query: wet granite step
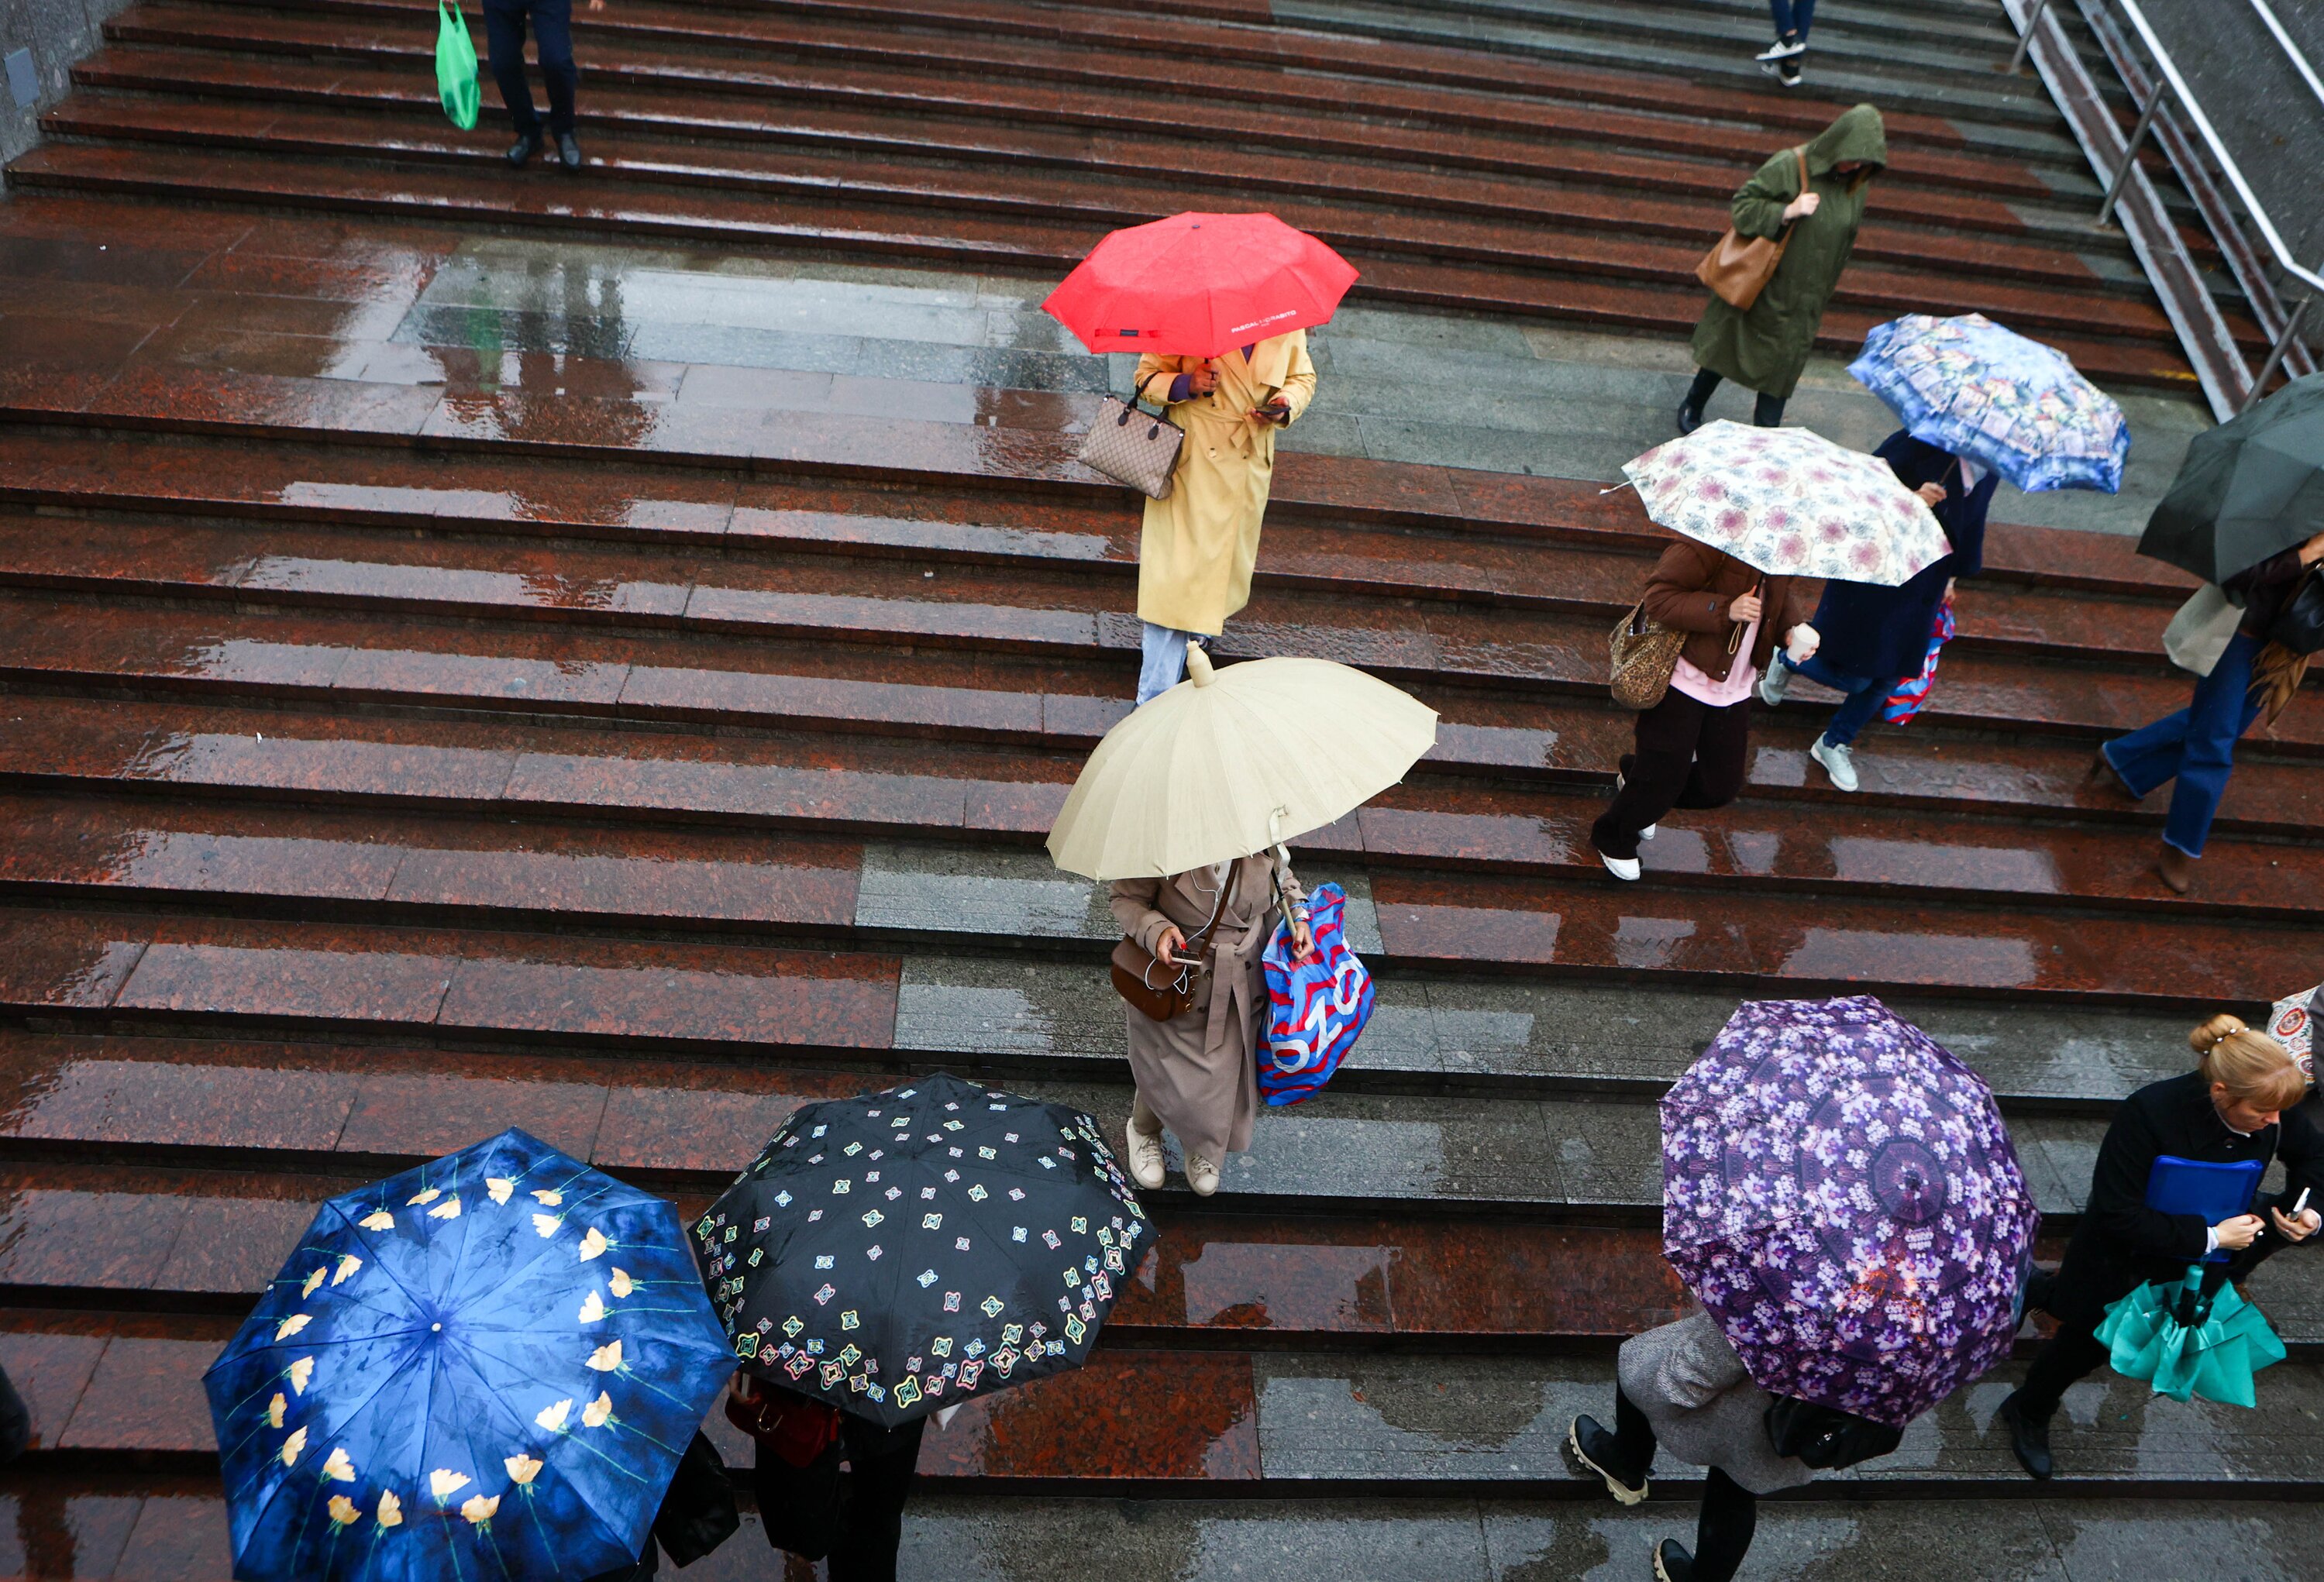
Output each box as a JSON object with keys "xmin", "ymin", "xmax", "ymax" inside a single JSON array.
[
  {"xmin": 0, "ymin": 1158, "xmax": 1693, "ymax": 1343},
  {"xmin": 0, "ymin": 492, "xmax": 2198, "ymax": 672},
  {"xmin": 51, "ymin": 61, "xmax": 2142, "ymax": 304},
  {"xmin": 140, "ymin": 0, "xmax": 2077, "ymax": 198},
  {"xmin": 9, "ymin": 1316, "xmax": 2323, "ymax": 1493},
  {"xmin": 4, "ymin": 555, "xmax": 2305, "ymax": 752},
  {"xmin": 6, "ymin": 675, "xmax": 2322, "ymax": 852},
  {"xmin": 0, "ymin": 827, "xmax": 2309, "ymax": 1016},
  {"xmin": 1, "ymin": 144, "xmax": 2209, "ymax": 393},
  {"xmin": 0, "ymin": 426, "xmax": 2200, "ymax": 602},
  {"xmin": 0, "ymin": 1006, "xmax": 2102, "ymax": 1221},
  {"xmin": 4, "ymin": 769, "xmax": 2322, "ymax": 957},
  {"xmin": 8, "ymin": 1481, "xmax": 2324, "ymax": 1580},
  {"xmin": 18, "ymin": 101, "xmax": 2194, "ymax": 369},
  {"xmin": 29, "ymin": 88, "xmax": 2219, "ymax": 363}
]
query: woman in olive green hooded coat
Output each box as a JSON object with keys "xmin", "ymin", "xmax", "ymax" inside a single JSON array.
[{"xmin": 1678, "ymin": 104, "xmax": 1888, "ymax": 432}]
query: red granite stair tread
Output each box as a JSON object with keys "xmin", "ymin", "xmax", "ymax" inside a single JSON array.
[
  {"xmin": 0, "ymin": 906, "xmax": 904, "ymax": 1044},
  {"xmin": 36, "ymin": 91, "xmax": 2191, "ymax": 353},
  {"xmin": 5, "ymin": 679, "xmax": 2322, "ymax": 839},
  {"xmin": 0, "ymin": 425, "xmax": 2195, "ymax": 603},
  {"xmin": 64, "ymin": 44, "xmax": 2110, "ymax": 292},
  {"xmin": 0, "ymin": 570, "xmax": 2272, "ymax": 748},
  {"xmin": 761, "ymin": 0, "xmax": 1983, "ymax": 150},
  {"xmin": 5, "ymin": 751, "xmax": 2321, "ymax": 933},
  {"xmin": 2, "ymin": 149, "xmax": 2210, "ymax": 392},
  {"xmin": 115, "ymin": 0, "xmax": 2053, "ymax": 201},
  {"xmin": 0, "ymin": 504, "xmax": 2191, "ymax": 671},
  {"xmin": 0, "ymin": 1149, "xmax": 1686, "ymax": 1338},
  {"xmin": 0, "ymin": 793, "xmax": 866, "ymax": 927},
  {"xmin": 0, "ymin": 1323, "xmax": 1262, "ymax": 1477}
]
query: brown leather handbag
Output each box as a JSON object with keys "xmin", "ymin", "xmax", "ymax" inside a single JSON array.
[
  {"xmin": 1609, "ymin": 599, "xmax": 1689, "ymax": 710},
  {"xmin": 1696, "ymin": 146, "xmax": 1811, "ymax": 311},
  {"xmin": 1110, "ymin": 867, "xmax": 1236, "ymax": 1022}
]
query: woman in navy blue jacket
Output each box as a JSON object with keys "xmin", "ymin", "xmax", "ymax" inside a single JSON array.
[{"xmin": 1758, "ymin": 430, "xmax": 1996, "ymax": 790}]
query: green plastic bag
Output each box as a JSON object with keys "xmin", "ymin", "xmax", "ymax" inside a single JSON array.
[{"xmin": 436, "ymin": 0, "xmax": 480, "ymax": 130}]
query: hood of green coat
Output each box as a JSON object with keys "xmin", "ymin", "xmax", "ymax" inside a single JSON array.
[{"xmin": 1804, "ymin": 104, "xmax": 1887, "ymax": 177}]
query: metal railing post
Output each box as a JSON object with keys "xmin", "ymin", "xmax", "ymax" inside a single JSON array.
[
  {"xmin": 2243, "ymin": 296, "xmax": 2313, "ymax": 411},
  {"xmin": 2096, "ymin": 82, "xmax": 2166, "ymax": 225},
  {"xmin": 2008, "ymin": 0, "xmax": 2054, "ymax": 74}
]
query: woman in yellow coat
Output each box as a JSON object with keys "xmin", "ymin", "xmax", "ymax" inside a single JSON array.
[{"xmin": 1129, "ymin": 332, "xmax": 1318, "ymax": 702}]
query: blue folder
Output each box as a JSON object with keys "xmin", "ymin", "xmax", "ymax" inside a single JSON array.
[{"xmin": 2147, "ymin": 1154, "xmax": 2266, "ymax": 1262}]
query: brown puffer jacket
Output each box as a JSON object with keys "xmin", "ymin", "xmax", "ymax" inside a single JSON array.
[{"xmin": 1641, "ymin": 538, "xmax": 1820, "ymax": 684}]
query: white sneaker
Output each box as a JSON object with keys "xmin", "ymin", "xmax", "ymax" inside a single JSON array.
[
  {"xmin": 1613, "ymin": 772, "xmax": 1655, "ymax": 841},
  {"xmin": 1186, "ymin": 1151, "xmax": 1221, "ymax": 1196},
  {"xmin": 1124, "ymin": 1113, "xmax": 1165, "ymax": 1191},
  {"xmin": 1599, "ymin": 851, "xmax": 1642, "ymax": 882},
  {"xmin": 1755, "ymin": 36, "xmax": 1806, "ymax": 61},
  {"xmin": 1758, "ymin": 654, "xmax": 1791, "ymax": 707},
  {"xmin": 1811, "ymin": 737, "xmax": 1859, "ymax": 793}
]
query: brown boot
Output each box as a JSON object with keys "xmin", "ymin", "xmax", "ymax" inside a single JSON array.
[{"xmin": 2157, "ymin": 842, "xmax": 2195, "ymax": 894}]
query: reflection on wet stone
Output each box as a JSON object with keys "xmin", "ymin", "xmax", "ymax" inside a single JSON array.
[{"xmin": 855, "ymin": 842, "xmax": 1112, "ymax": 937}]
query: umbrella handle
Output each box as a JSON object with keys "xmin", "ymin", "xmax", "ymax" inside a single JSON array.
[{"xmin": 1727, "ymin": 578, "xmax": 1765, "ymax": 657}]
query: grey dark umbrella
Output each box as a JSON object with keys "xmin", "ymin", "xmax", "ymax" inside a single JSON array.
[{"xmin": 2139, "ymin": 373, "xmax": 2324, "ymax": 585}]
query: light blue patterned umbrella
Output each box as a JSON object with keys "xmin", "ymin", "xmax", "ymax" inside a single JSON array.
[
  {"xmin": 204, "ymin": 1128, "xmax": 733, "ymax": 1581},
  {"xmin": 1850, "ymin": 313, "xmax": 2128, "ymax": 494}
]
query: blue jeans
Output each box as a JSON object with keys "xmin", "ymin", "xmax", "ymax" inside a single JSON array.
[
  {"xmin": 1769, "ymin": 0, "xmax": 1816, "ymax": 39},
  {"xmin": 1782, "ymin": 652, "xmax": 1894, "ymax": 748},
  {"xmin": 1137, "ymin": 623, "xmax": 1200, "ymax": 705},
  {"xmin": 2103, "ymin": 631, "xmax": 2262, "ymax": 859},
  {"xmin": 484, "ymin": 0, "xmax": 577, "ymax": 136}
]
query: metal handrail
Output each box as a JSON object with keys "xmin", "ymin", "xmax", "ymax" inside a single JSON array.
[{"xmin": 2008, "ymin": 0, "xmax": 2322, "ymax": 410}]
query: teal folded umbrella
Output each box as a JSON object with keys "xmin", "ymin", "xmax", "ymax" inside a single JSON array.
[{"xmin": 2096, "ymin": 1264, "xmax": 2287, "ymax": 1407}]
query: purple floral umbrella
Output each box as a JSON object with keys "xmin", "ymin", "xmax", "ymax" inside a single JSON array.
[{"xmin": 1661, "ymin": 996, "xmax": 2039, "ymax": 1428}]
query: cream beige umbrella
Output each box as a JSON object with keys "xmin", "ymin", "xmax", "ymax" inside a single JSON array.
[{"xmin": 1047, "ymin": 646, "xmax": 1438, "ymax": 881}]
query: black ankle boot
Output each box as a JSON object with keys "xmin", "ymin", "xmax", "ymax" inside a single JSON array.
[
  {"xmin": 1653, "ymin": 1539, "xmax": 1696, "ymax": 1582},
  {"xmin": 1675, "ymin": 398, "xmax": 1703, "ymax": 436},
  {"xmin": 1566, "ymin": 1415, "xmax": 1648, "ymax": 1504},
  {"xmin": 1997, "ymin": 1391, "xmax": 2054, "ymax": 1480}
]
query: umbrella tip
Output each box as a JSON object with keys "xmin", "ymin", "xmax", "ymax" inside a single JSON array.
[{"xmin": 1186, "ymin": 645, "xmax": 1217, "ymax": 686}]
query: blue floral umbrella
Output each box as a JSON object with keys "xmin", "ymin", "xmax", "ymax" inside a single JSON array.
[
  {"xmin": 1850, "ymin": 312, "xmax": 2128, "ymax": 494},
  {"xmin": 205, "ymin": 1129, "xmax": 733, "ymax": 1582}
]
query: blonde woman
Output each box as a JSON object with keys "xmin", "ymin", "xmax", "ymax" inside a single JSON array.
[{"xmin": 1999, "ymin": 1014, "xmax": 2323, "ymax": 1479}]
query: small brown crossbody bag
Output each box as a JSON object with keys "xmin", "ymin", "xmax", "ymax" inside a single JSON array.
[{"xmin": 1110, "ymin": 867, "xmax": 1236, "ymax": 1023}]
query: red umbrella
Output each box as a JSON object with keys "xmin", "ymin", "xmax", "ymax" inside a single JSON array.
[{"xmin": 1042, "ymin": 212, "xmax": 1358, "ymax": 358}]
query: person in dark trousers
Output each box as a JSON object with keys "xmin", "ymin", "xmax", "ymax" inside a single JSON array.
[
  {"xmin": 581, "ymin": 1431, "xmax": 739, "ymax": 1580},
  {"xmin": 1591, "ymin": 538, "xmax": 1819, "ymax": 880},
  {"xmin": 1679, "ymin": 105, "xmax": 1886, "ymax": 433},
  {"xmin": 1568, "ymin": 1310, "xmax": 1903, "ymax": 1582},
  {"xmin": 2094, "ymin": 530, "xmax": 2324, "ymax": 892},
  {"xmin": 1998, "ymin": 1014, "xmax": 2323, "ymax": 1480},
  {"xmin": 1754, "ymin": 2, "xmax": 1815, "ymax": 86},
  {"xmin": 732, "ymin": 1374, "xmax": 926, "ymax": 1582},
  {"xmin": 1758, "ymin": 430, "xmax": 1995, "ymax": 791},
  {"xmin": 483, "ymin": 0, "xmax": 602, "ymax": 170}
]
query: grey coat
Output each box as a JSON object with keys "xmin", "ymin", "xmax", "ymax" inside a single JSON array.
[{"xmin": 1616, "ymin": 1312, "xmax": 1813, "ymax": 1495}]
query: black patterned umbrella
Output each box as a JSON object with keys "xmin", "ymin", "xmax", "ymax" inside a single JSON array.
[{"xmin": 692, "ymin": 1073, "xmax": 1147, "ymax": 1427}]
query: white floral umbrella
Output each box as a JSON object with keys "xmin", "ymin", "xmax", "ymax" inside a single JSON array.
[
  {"xmin": 1621, "ymin": 421, "xmax": 1950, "ymax": 586},
  {"xmin": 2267, "ymin": 985, "xmax": 2317, "ymax": 1085}
]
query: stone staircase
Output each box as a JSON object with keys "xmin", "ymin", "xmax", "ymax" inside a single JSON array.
[{"xmin": 3, "ymin": 0, "xmax": 2324, "ymax": 1575}]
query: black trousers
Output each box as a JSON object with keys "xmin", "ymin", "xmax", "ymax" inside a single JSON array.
[
  {"xmin": 1686, "ymin": 367, "xmax": 1787, "ymax": 428},
  {"xmin": 1610, "ymin": 1387, "xmax": 1759, "ymax": 1582},
  {"xmin": 1592, "ymin": 687, "xmax": 1754, "ymax": 860},
  {"xmin": 483, "ymin": 0, "xmax": 578, "ymax": 136},
  {"xmin": 756, "ymin": 1416, "xmax": 924, "ymax": 1582}
]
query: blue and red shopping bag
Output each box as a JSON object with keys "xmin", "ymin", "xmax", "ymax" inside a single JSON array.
[
  {"xmin": 1257, "ymin": 882, "xmax": 1374, "ymax": 1106},
  {"xmin": 1880, "ymin": 593, "xmax": 1955, "ymax": 724}
]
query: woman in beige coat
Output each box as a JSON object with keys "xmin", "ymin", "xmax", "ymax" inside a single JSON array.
[
  {"xmin": 1129, "ymin": 332, "xmax": 1318, "ymax": 703},
  {"xmin": 1109, "ymin": 851, "xmax": 1311, "ymax": 1195}
]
